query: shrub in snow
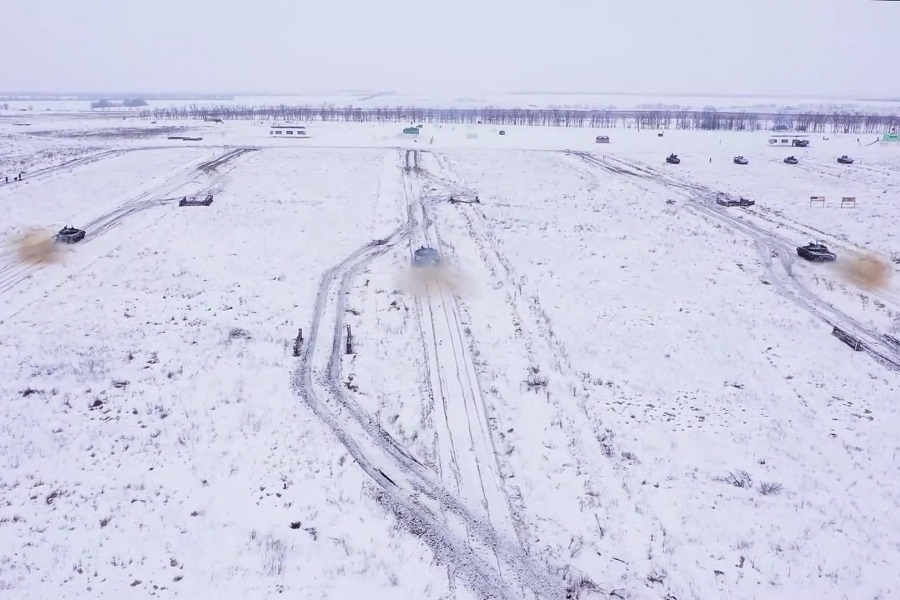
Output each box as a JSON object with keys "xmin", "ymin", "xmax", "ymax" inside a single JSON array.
[
  {"xmin": 717, "ymin": 470, "xmax": 753, "ymax": 489},
  {"xmin": 228, "ymin": 327, "xmax": 252, "ymax": 341},
  {"xmin": 524, "ymin": 366, "xmax": 548, "ymax": 391},
  {"xmin": 758, "ymin": 481, "xmax": 783, "ymax": 496}
]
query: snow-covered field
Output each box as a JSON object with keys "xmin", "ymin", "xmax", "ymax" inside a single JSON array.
[{"xmin": 2, "ymin": 115, "xmax": 899, "ymax": 600}]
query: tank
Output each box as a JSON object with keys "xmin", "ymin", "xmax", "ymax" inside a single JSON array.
[
  {"xmin": 716, "ymin": 193, "xmax": 755, "ymax": 207},
  {"xmin": 412, "ymin": 246, "xmax": 441, "ymax": 267},
  {"xmin": 796, "ymin": 242, "xmax": 837, "ymax": 262},
  {"xmin": 55, "ymin": 225, "xmax": 85, "ymax": 244},
  {"xmin": 837, "ymin": 155, "xmax": 854, "ymax": 164},
  {"xmin": 179, "ymin": 194, "xmax": 213, "ymax": 206},
  {"xmin": 784, "ymin": 156, "xmax": 799, "ymax": 164},
  {"xmin": 666, "ymin": 153, "xmax": 680, "ymax": 164},
  {"xmin": 733, "ymin": 155, "xmax": 749, "ymax": 165}
]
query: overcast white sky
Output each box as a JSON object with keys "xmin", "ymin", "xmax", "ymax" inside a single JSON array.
[{"xmin": 1, "ymin": 0, "xmax": 896, "ymax": 98}]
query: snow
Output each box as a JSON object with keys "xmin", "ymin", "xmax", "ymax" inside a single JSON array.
[{"xmin": 1, "ymin": 113, "xmax": 899, "ymax": 599}]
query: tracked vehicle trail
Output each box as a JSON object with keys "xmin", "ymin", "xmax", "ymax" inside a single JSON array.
[
  {"xmin": 291, "ymin": 150, "xmax": 579, "ymax": 599},
  {"xmin": 573, "ymin": 151, "xmax": 900, "ymax": 371},
  {"xmin": 0, "ymin": 147, "xmax": 255, "ymax": 295}
]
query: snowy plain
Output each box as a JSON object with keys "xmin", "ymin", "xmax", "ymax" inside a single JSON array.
[{"xmin": 1, "ymin": 112, "xmax": 899, "ymax": 600}]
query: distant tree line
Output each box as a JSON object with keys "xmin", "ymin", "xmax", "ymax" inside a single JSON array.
[
  {"xmin": 139, "ymin": 104, "xmax": 900, "ymax": 133},
  {"xmin": 92, "ymin": 98, "xmax": 148, "ymax": 109}
]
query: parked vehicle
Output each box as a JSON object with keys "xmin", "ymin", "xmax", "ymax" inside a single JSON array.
[
  {"xmin": 733, "ymin": 155, "xmax": 749, "ymax": 165},
  {"xmin": 784, "ymin": 156, "xmax": 799, "ymax": 164},
  {"xmin": 179, "ymin": 194, "xmax": 213, "ymax": 206},
  {"xmin": 716, "ymin": 193, "xmax": 755, "ymax": 207},
  {"xmin": 837, "ymin": 155, "xmax": 854, "ymax": 164},
  {"xmin": 796, "ymin": 242, "xmax": 837, "ymax": 262},
  {"xmin": 792, "ymin": 139, "xmax": 810, "ymax": 147},
  {"xmin": 666, "ymin": 153, "xmax": 680, "ymax": 164}
]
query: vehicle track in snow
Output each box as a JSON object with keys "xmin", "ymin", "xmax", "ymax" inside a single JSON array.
[
  {"xmin": 0, "ymin": 147, "xmax": 255, "ymax": 295},
  {"xmin": 403, "ymin": 151, "xmax": 525, "ymax": 595},
  {"xmin": 0, "ymin": 145, "xmax": 249, "ymax": 190},
  {"xmin": 573, "ymin": 151, "xmax": 900, "ymax": 372},
  {"xmin": 291, "ymin": 150, "xmax": 583, "ymax": 600},
  {"xmin": 0, "ymin": 148, "xmax": 128, "ymax": 189}
]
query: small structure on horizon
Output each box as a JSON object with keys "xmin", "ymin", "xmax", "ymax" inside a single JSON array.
[
  {"xmin": 270, "ymin": 124, "xmax": 307, "ymax": 137},
  {"xmin": 595, "ymin": 135, "xmax": 610, "ymax": 143},
  {"xmin": 402, "ymin": 126, "xmax": 420, "ymax": 136},
  {"xmin": 768, "ymin": 133, "xmax": 809, "ymax": 147}
]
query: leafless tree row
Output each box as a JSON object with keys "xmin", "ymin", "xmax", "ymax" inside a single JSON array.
[{"xmin": 138, "ymin": 104, "xmax": 900, "ymax": 133}]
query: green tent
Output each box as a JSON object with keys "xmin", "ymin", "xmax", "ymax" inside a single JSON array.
[
  {"xmin": 883, "ymin": 132, "xmax": 899, "ymax": 142},
  {"xmin": 403, "ymin": 127, "xmax": 420, "ymax": 135}
]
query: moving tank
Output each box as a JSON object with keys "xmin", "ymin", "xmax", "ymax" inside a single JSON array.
[
  {"xmin": 55, "ymin": 225, "xmax": 85, "ymax": 244},
  {"xmin": 412, "ymin": 247, "xmax": 441, "ymax": 267},
  {"xmin": 837, "ymin": 155, "xmax": 854, "ymax": 165},
  {"xmin": 796, "ymin": 242, "xmax": 837, "ymax": 262},
  {"xmin": 666, "ymin": 153, "xmax": 680, "ymax": 164},
  {"xmin": 784, "ymin": 156, "xmax": 799, "ymax": 164},
  {"xmin": 733, "ymin": 155, "xmax": 749, "ymax": 165}
]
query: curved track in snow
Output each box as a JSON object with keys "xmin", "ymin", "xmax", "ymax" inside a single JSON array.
[
  {"xmin": 402, "ymin": 152, "xmax": 522, "ymax": 594},
  {"xmin": 0, "ymin": 147, "xmax": 255, "ymax": 295},
  {"xmin": 291, "ymin": 150, "xmax": 582, "ymax": 600},
  {"xmin": 573, "ymin": 151, "xmax": 900, "ymax": 372}
]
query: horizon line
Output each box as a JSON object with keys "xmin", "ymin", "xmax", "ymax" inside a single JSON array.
[{"xmin": 0, "ymin": 90, "xmax": 898, "ymax": 103}]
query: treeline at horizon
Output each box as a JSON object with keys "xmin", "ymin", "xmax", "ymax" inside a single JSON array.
[{"xmin": 138, "ymin": 104, "xmax": 900, "ymax": 133}]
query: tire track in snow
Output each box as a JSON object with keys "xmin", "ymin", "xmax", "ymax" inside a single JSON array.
[
  {"xmin": 0, "ymin": 147, "xmax": 255, "ymax": 295},
  {"xmin": 0, "ymin": 148, "xmax": 128, "ymax": 189},
  {"xmin": 402, "ymin": 152, "xmax": 523, "ymax": 593},
  {"xmin": 292, "ymin": 151, "xmax": 582, "ymax": 599},
  {"xmin": 574, "ymin": 151, "xmax": 900, "ymax": 372}
]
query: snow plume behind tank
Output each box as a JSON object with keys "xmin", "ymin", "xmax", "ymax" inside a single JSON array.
[{"xmin": 396, "ymin": 262, "xmax": 474, "ymax": 298}]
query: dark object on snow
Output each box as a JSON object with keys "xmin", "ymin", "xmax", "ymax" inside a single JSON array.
[
  {"xmin": 832, "ymin": 326, "xmax": 863, "ymax": 351},
  {"xmin": 716, "ymin": 193, "xmax": 755, "ymax": 207},
  {"xmin": 837, "ymin": 155, "xmax": 854, "ymax": 164},
  {"xmin": 784, "ymin": 156, "xmax": 799, "ymax": 164},
  {"xmin": 412, "ymin": 246, "xmax": 441, "ymax": 267},
  {"xmin": 499, "ymin": 130, "xmax": 506, "ymax": 135},
  {"xmin": 666, "ymin": 153, "xmax": 680, "ymax": 164},
  {"xmin": 733, "ymin": 155, "xmax": 749, "ymax": 165},
  {"xmin": 180, "ymin": 194, "xmax": 213, "ymax": 206},
  {"xmin": 55, "ymin": 225, "xmax": 85, "ymax": 244},
  {"xmin": 449, "ymin": 195, "xmax": 481, "ymax": 205},
  {"xmin": 292, "ymin": 328, "xmax": 304, "ymax": 357},
  {"xmin": 796, "ymin": 242, "xmax": 837, "ymax": 262},
  {"xmin": 792, "ymin": 139, "xmax": 810, "ymax": 147},
  {"xmin": 657, "ymin": 132, "xmax": 664, "ymax": 137}
]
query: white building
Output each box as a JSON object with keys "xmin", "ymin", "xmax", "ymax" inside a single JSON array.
[
  {"xmin": 270, "ymin": 124, "xmax": 307, "ymax": 137},
  {"xmin": 767, "ymin": 133, "xmax": 809, "ymax": 147}
]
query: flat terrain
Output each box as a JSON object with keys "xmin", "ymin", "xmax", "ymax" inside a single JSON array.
[{"xmin": 1, "ymin": 116, "xmax": 899, "ymax": 599}]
